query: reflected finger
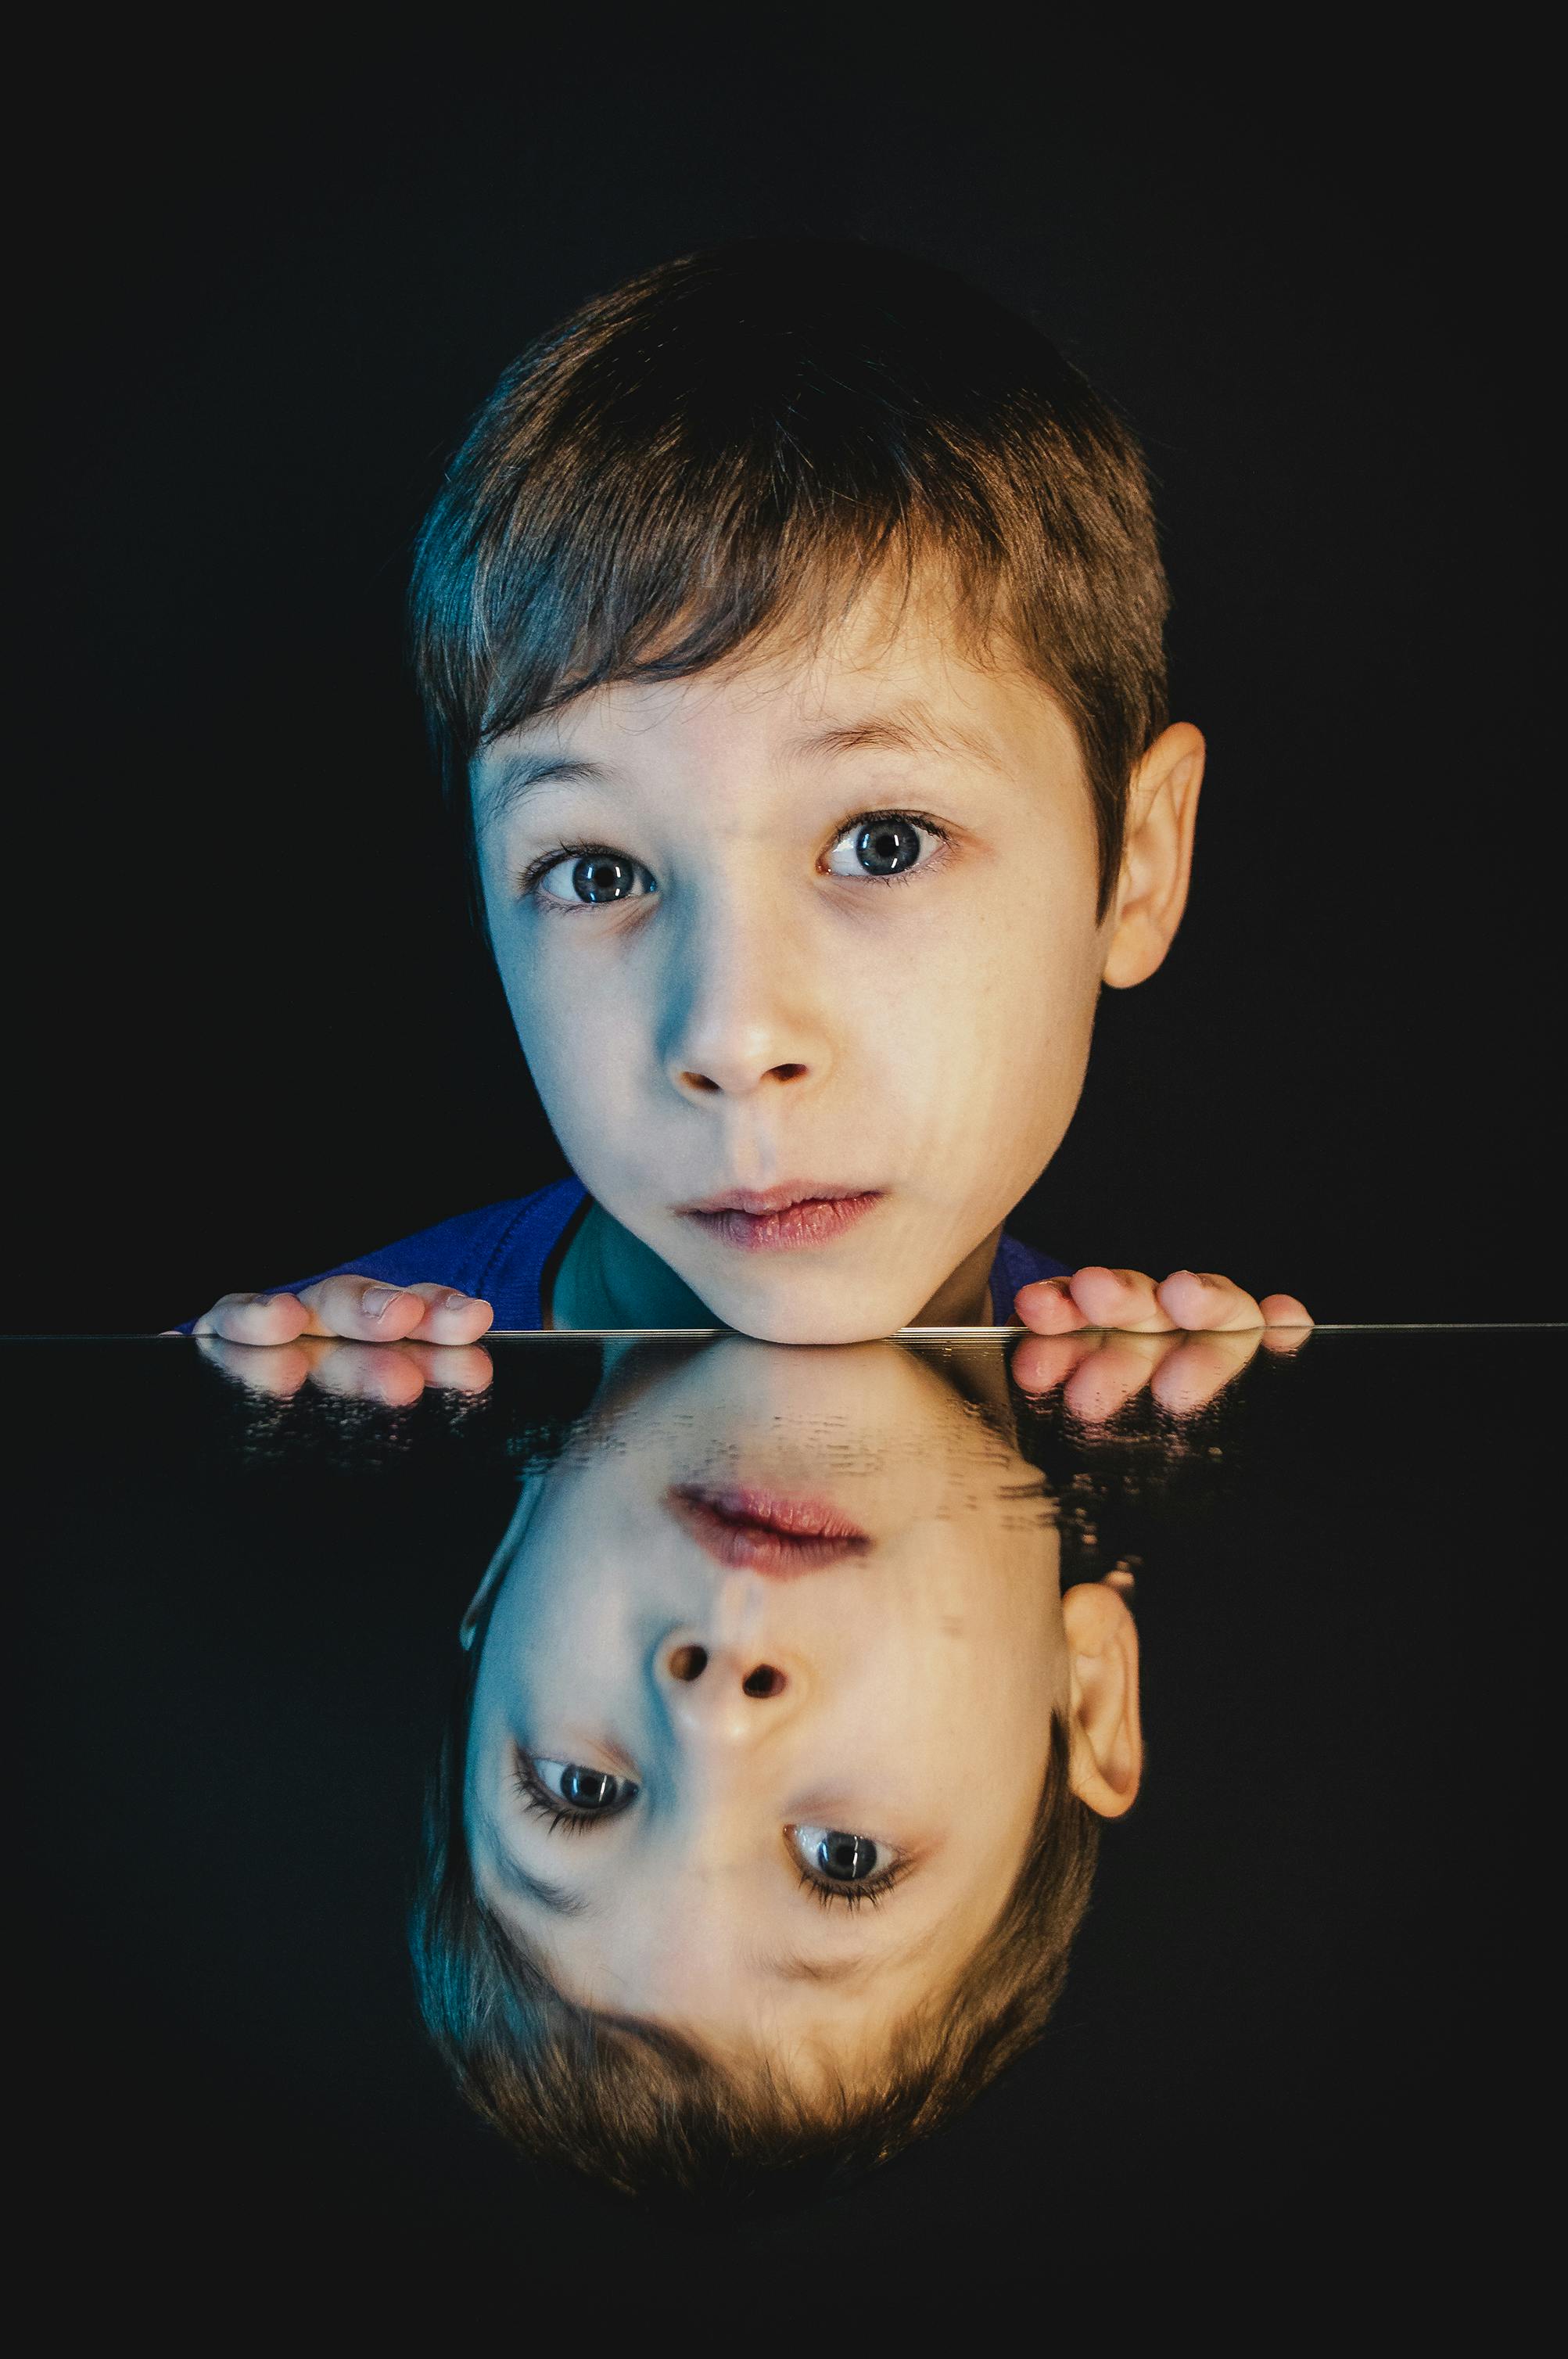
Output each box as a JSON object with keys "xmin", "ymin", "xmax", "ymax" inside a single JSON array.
[
  {"xmin": 1009, "ymin": 1329, "xmax": 1106, "ymax": 1395},
  {"xmin": 307, "ymin": 1341, "xmax": 429, "ymax": 1406},
  {"xmin": 397, "ymin": 1340, "xmax": 495, "ymax": 1395},
  {"xmin": 1148, "ymin": 1329, "xmax": 1261, "ymax": 1416},
  {"xmin": 1062, "ymin": 1332, "xmax": 1178, "ymax": 1424},
  {"xmin": 194, "ymin": 1336, "xmax": 315, "ymax": 1398}
]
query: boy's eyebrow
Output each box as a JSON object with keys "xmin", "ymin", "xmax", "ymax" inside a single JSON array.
[
  {"xmin": 782, "ymin": 702, "xmax": 1009, "ymax": 775},
  {"xmin": 763, "ymin": 1942, "xmax": 911, "ymax": 1986},
  {"xmin": 489, "ymin": 1846, "xmax": 594, "ymax": 1918},
  {"xmin": 474, "ymin": 749, "xmax": 611, "ymax": 831},
  {"xmin": 475, "ymin": 698, "xmax": 1010, "ymax": 830}
]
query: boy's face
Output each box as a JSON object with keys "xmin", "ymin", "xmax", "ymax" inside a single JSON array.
[
  {"xmin": 472, "ymin": 574, "xmax": 1112, "ymax": 1341},
  {"xmin": 464, "ymin": 1337, "xmax": 1066, "ymax": 2086}
]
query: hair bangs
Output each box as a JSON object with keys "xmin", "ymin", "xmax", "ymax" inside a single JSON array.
[{"xmin": 411, "ymin": 239, "xmax": 1170, "ymax": 934}]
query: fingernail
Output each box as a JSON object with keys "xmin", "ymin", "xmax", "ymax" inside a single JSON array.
[
  {"xmin": 444, "ymin": 1291, "xmax": 471, "ymax": 1312},
  {"xmin": 363, "ymin": 1286, "xmax": 404, "ymax": 1320}
]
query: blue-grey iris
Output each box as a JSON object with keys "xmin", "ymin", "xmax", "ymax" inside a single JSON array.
[
  {"xmin": 816, "ymin": 1830, "xmax": 877, "ymax": 1880},
  {"xmin": 855, "ymin": 819, "xmax": 921, "ymax": 874},
  {"xmin": 572, "ymin": 854, "xmax": 641, "ymax": 903}
]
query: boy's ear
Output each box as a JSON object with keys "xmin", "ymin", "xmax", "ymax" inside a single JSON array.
[
  {"xmin": 460, "ymin": 1470, "xmax": 547, "ymax": 1649},
  {"xmin": 1063, "ymin": 1579, "xmax": 1143, "ymax": 1818},
  {"xmin": 1101, "ymin": 721, "xmax": 1205, "ymax": 990}
]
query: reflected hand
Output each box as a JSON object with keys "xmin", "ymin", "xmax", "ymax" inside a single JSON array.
[
  {"xmin": 1010, "ymin": 1266, "xmax": 1312, "ymax": 1420},
  {"xmin": 188, "ymin": 1329, "xmax": 495, "ymax": 1405}
]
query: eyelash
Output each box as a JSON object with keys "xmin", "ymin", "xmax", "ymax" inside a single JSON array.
[
  {"xmin": 793, "ymin": 1856, "xmax": 910, "ymax": 1912},
  {"xmin": 511, "ymin": 1753, "xmax": 617, "ymax": 1838},
  {"xmin": 515, "ymin": 810, "xmax": 953, "ymax": 910},
  {"xmin": 513, "ymin": 1754, "xmax": 906, "ymax": 1905}
]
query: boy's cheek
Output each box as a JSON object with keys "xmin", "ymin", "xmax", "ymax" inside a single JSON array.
[{"xmin": 509, "ymin": 925, "xmax": 1096, "ymax": 1238}]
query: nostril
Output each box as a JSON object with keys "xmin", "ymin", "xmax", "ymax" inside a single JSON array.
[
  {"xmin": 742, "ymin": 1664, "xmax": 786, "ymax": 1699},
  {"xmin": 669, "ymin": 1643, "xmax": 708, "ymax": 1682}
]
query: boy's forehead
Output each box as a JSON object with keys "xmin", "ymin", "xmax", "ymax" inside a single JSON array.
[{"xmin": 472, "ymin": 588, "xmax": 1075, "ymax": 810}]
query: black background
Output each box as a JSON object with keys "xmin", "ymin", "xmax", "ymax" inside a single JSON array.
[{"xmin": 14, "ymin": 28, "xmax": 1556, "ymax": 1333}]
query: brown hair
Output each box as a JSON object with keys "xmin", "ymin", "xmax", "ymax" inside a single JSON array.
[
  {"xmin": 409, "ymin": 1641, "xmax": 1098, "ymax": 2206},
  {"xmin": 409, "ymin": 236, "xmax": 1170, "ymax": 943}
]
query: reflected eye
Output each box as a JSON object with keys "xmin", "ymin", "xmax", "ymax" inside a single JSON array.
[
  {"xmin": 516, "ymin": 1752, "xmax": 640, "ymax": 1831},
  {"xmin": 824, "ymin": 812, "xmax": 945, "ymax": 881},
  {"xmin": 789, "ymin": 1822, "xmax": 906, "ymax": 1908},
  {"xmin": 530, "ymin": 849, "xmax": 656, "ymax": 907}
]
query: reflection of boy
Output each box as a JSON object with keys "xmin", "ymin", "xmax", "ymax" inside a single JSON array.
[
  {"xmin": 178, "ymin": 239, "xmax": 1309, "ymax": 1347},
  {"xmin": 412, "ymin": 1334, "xmax": 1141, "ymax": 2196}
]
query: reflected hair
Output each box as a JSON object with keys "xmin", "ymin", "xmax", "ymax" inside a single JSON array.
[
  {"xmin": 409, "ymin": 235, "xmax": 1170, "ymax": 943},
  {"xmin": 409, "ymin": 1629, "xmax": 1097, "ymax": 2206}
]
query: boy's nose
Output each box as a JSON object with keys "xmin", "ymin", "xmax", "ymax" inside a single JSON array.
[
  {"xmin": 658, "ymin": 899, "xmax": 830, "ymax": 1099},
  {"xmin": 658, "ymin": 1635, "xmax": 795, "ymax": 1734},
  {"xmin": 674, "ymin": 1052, "xmax": 811, "ymax": 1099}
]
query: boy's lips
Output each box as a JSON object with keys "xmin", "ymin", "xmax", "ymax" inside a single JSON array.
[
  {"xmin": 676, "ymin": 1181, "xmax": 885, "ymax": 1252},
  {"xmin": 665, "ymin": 1483, "xmax": 871, "ymax": 1574}
]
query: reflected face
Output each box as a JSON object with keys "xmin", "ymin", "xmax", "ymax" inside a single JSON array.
[
  {"xmin": 472, "ymin": 576, "xmax": 1109, "ymax": 1341},
  {"xmin": 465, "ymin": 1338, "xmax": 1065, "ymax": 2084}
]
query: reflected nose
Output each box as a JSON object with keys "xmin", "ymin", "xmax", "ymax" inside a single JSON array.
[
  {"xmin": 663, "ymin": 1638, "xmax": 789, "ymax": 1700},
  {"xmin": 660, "ymin": 897, "xmax": 828, "ymax": 1101}
]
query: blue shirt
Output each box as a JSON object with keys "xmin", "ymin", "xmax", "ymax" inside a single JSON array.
[{"xmin": 174, "ymin": 1176, "xmax": 1071, "ymax": 1331}]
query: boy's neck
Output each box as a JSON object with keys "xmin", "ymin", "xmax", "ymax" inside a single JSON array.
[{"xmin": 544, "ymin": 1199, "xmax": 1007, "ymax": 1330}]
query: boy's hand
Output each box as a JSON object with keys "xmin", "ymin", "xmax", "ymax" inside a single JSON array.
[
  {"xmin": 177, "ymin": 1278, "xmax": 496, "ymax": 1347},
  {"xmin": 1016, "ymin": 1266, "xmax": 1310, "ymax": 1337},
  {"xmin": 1010, "ymin": 1266, "xmax": 1312, "ymax": 1421}
]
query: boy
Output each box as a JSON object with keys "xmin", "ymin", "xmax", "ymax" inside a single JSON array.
[
  {"xmin": 417, "ymin": 1327, "xmax": 1137, "ymax": 2192},
  {"xmin": 177, "ymin": 239, "xmax": 1311, "ymax": 1346}
]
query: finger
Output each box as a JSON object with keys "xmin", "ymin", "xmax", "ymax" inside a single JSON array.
[
  {"xmin": 1067, "ymin": 1266, "xmax": 1182, "ymax": 1334},
  {"xmin": 392, "ymin": 1284, "xmax": 497, "ymax": 1342},
  {"xmin": 192, "ymin": 1291, "xmax": 312, "ymax": 1344},
  {"xmin": 307, "ymin": 1341, "xmax": 429, "ymax": 1407},
  {"xmin": 193, "ymin": 1335, "xmax": 316, "ymax": 1398},
  {"xmin": 292, "ymin": 1275, "xmax": 444, "ymax": 1341},
  {"xmin": 1154, "ymin": 1269, "xmax": 1265, "ymax": 1333},
  {"xmin": 1014, "ymin": 1276, "xmax": 1095, "ymax": 1334},
  {"xmin": 1147, "ymin": 1329, "xmax": 1261, "ymax": 1416},
  {"xmin": 1260, "ymin": 1293, "xmax": 1314, "ymax": 1328},
  {"xmin": 1060, "ymin": 1332, "xmax": 1179, "ymax": 1424},
  {"xmin": 1009, "ymin": 1329, "xmax": 1106, "ymax": 1395},
  {"xmin": 398, "ymin": 1341, "xmax": 495, "ymax": 1395}
]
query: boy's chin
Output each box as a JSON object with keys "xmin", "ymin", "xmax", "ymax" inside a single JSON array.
[{"xmin": 698, "ymin": 1273, "xmax": 939, "ymax": 1347}]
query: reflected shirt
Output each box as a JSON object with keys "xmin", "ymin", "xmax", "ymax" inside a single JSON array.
[{"xmin": 173, "ymin": 1175, "xmax": 1072, "ymax": 1331}]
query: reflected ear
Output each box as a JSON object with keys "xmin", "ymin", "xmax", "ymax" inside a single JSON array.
[
  {"xmin": 459, "ymin": 1470, "xmax": 547, "ymax": 1649},
  {"xmin": 1101, "ymin": 721, "xmax": 1204, "ymax": 991},
  {"xmin": 1062, "ymin": 1580, "xmax": 1143, "ymax": 1818}
]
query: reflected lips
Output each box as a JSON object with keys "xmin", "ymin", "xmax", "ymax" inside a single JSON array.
[
  {"xmin": 676, "ymin": 1182, "xmax": 884, "ymax": 1252},
  {"xmin": 666, "ymin": 1484, "xmax": 871, "ymax": 1574}
]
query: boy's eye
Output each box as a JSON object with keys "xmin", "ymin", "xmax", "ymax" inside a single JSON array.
[
  {"xmin": 823, "ymin": 812, "xmax": 945, "ymax": 881},
  {"xmin": 518, "ymin": 1752, "xmax": 640, "ymax": 1827},
  {"xmin": 798, "ymin": 1826, "xmax": 884, "ymax": 1879},
  {"xmin": 532, "ymin": 850, "xmax": 655, "ymax": 906},
  {"xmin": 788, "ymin": 1822, "xmax": 906, "ymax": 1908}
]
